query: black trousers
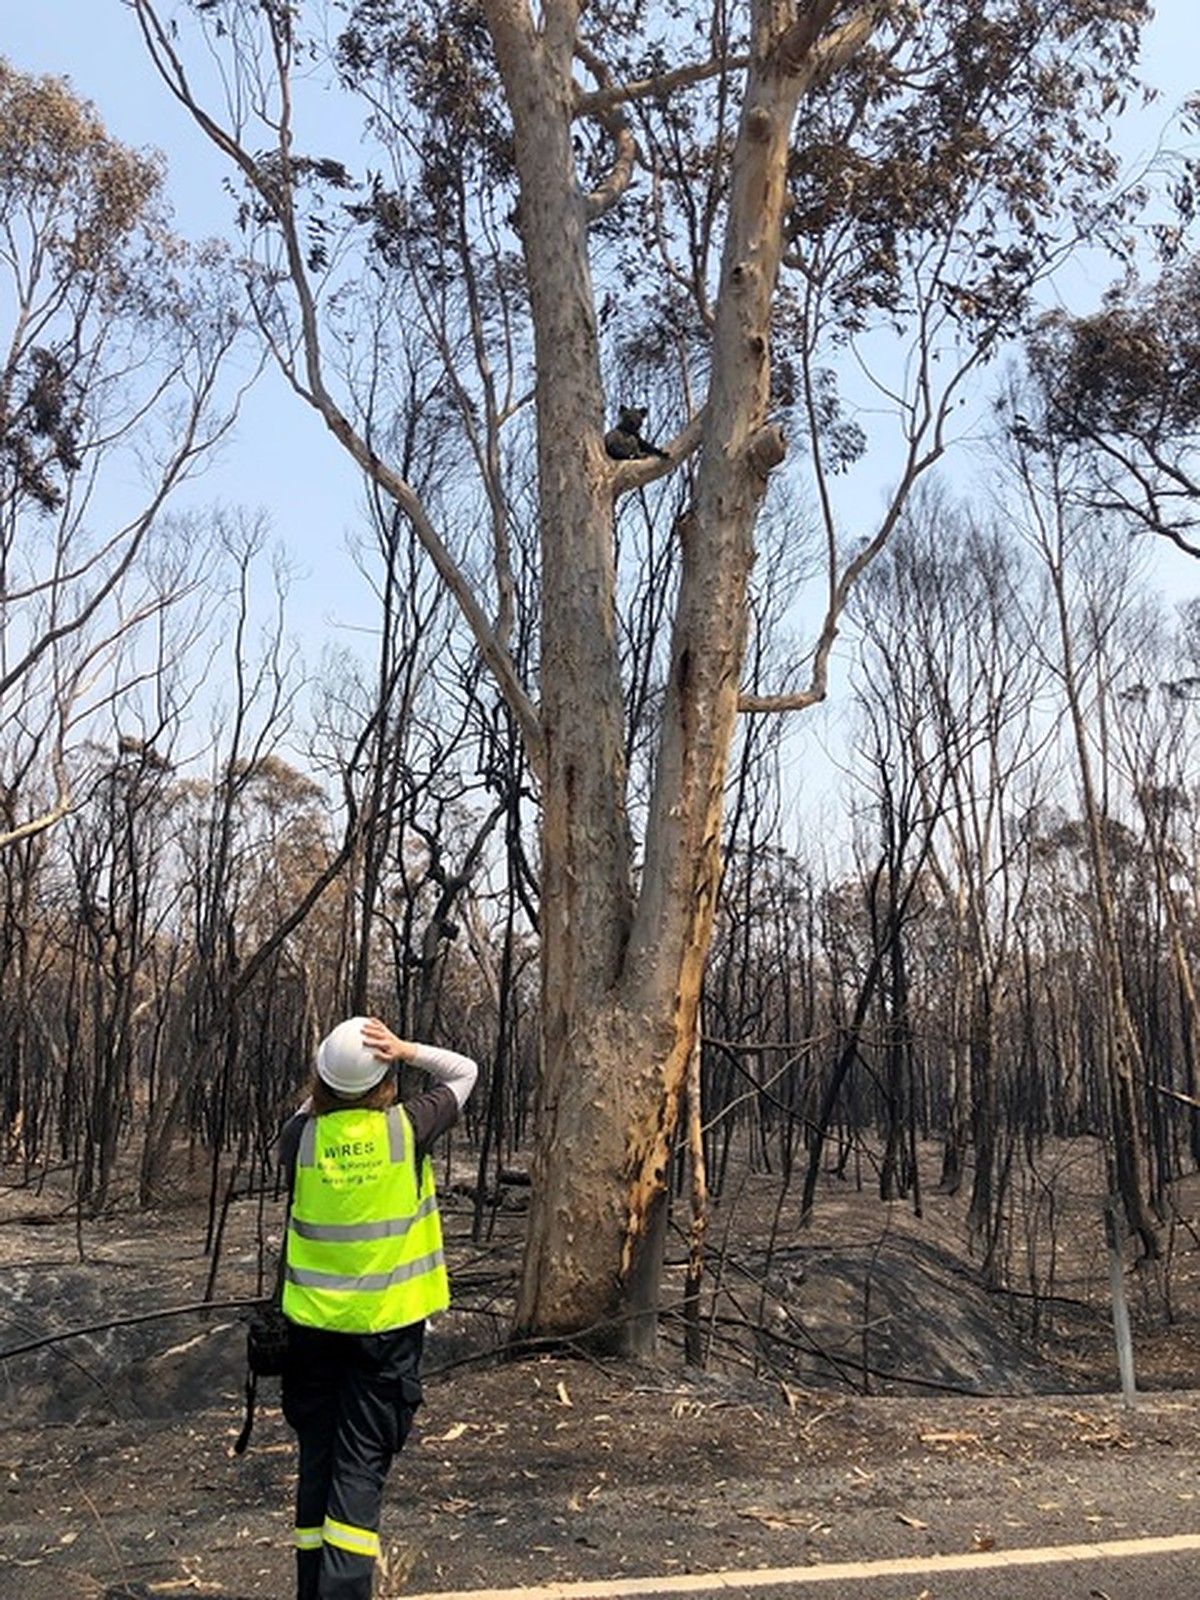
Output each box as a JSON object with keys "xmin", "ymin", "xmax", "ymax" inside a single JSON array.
[{"xmin": 281, "ymin": 1320, "xmax": 424, "ymax": 1600}]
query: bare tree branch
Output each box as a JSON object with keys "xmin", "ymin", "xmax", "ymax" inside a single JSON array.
[{"xmin": 132, "ymin": 0, "xmax": 547, "ymax": 781}]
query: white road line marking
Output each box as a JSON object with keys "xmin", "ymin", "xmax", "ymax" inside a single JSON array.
[{"xmin": 398, "ymin": 1532, "xmax": 1200, "ymax": 1600}]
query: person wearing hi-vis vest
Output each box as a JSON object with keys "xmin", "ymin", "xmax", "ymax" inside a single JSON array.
[{"xmin": 277, "ymin": 1015, "xmax": 477, "ymax": 1600}]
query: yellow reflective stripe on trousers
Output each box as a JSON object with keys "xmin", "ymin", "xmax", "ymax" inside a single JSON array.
[
  {"xmin": 294, "ymin": 1526, "xmax": 324, "ymax": 1550},
  {"xmin": 322, "ymin": 1515, "xmax": 380, "ymax": 1558}
]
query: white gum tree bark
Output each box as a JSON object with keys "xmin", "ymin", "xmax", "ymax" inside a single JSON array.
[{"xmin": 485, "ymin": 0, "xmax": 890, "ymax": 1348}]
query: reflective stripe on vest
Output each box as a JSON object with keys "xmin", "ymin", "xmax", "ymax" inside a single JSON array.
[
  {"xmin": 288, "ymin": 1191, "xmax": 439, "ymax": 1243},
  {"xmin": 283, "ymin": 1104, "xmax": 449, "ymax": 1333}
]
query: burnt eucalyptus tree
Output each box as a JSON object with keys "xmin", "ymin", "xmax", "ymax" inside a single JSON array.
[
  {"xmin": 851, "ymin": 502, "xmax": 1047, "ymax": 1266},
  {"xmin": 133, "ymin": 0, "xmax": 1150, "ymax": 1349},
  {"xmin": 0, "ymin": 58, "xmax": 243, "ymax": 850},
  {"xmin": 1028, "ymin": 255, "xmax": 1200, "ymax": 558},
  {"xmin": 1105, "ymin": 600, "xmax": 1200, "ymax": 1178},
  {"xmin": 1003, "ymin": 406, "xmax": 1163, "ymax": 1256}
]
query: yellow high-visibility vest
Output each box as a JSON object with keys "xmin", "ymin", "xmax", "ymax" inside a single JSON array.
[{"xmin": 283, "ymin": 1105, "xmax": 449, "ymax": 1333}]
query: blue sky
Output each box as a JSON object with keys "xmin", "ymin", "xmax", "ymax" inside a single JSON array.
[{"xmin": 5, "ymin": 2, "xmax": 1199, "ymax": 669}]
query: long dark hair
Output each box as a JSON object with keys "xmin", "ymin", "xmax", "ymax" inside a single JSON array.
[{"xmin": 307, "ymin": 1071, "xmax": 397, "ymax": 1116}]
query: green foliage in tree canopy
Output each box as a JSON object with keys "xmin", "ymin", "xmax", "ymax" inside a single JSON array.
[{"xmin": 1025, "ymin": 259, "xmax": 1200, "ymax": 553}]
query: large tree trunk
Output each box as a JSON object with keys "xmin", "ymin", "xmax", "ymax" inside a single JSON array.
[
  {"xmin": 488, "ymin": 0, "xmax": 813, "ymax": 1350},
  {"xmin": 484, "ymin": 2, "xmax": 637, "ymax": 1345}
]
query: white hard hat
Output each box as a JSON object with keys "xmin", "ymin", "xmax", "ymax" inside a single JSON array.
[{"xmin": 316, "ymin": 1017, "xmax": 389, "ymax": 1097}]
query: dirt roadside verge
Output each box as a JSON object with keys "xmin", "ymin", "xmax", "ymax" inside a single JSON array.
[{"xmin": 3, "ymin": 1357, "xmax": 1198, "ymax": 1600}]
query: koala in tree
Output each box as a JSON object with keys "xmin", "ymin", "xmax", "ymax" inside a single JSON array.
[{"xmin": 604, "ymin": 405, "xmax": 669, "ymax": 460}]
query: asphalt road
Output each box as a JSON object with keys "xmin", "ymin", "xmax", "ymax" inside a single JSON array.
[{"xmin": 400, "ymin": 1534, "xmax": 1200, "ymax": 1600}]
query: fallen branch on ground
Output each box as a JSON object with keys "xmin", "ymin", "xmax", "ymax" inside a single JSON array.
[{"xmin": 0, "ymin": 1298, "xmax": 257, "ymax": 1361}]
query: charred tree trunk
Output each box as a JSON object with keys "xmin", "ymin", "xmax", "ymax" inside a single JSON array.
[{"xmin": 1044, "ymin": 509, "xmax": 1160, "ymax": 1257}]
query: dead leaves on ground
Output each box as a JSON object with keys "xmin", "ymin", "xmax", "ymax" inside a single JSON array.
[
  {"xmin": 567, "ymin": 1481, "xmax": 606, "ymax": 1513},
  {"xmin": 435, "ymin": 1496, "xmax": 478, "ymax": 1517},
  {"xmin": 1062, "ymin": 1412, "xmax": 1134, "ymax": 1450},
  {"xmin": 425, "ymin": 1418, "xmax": 511, "ymax": 1448},
  {"xmin": 428, "ymin": 1421, "xmax": 470, "ymax": 1442},
  {"xmin": 737, "ymin": 1505, "xmax": 830, "ymax": 1535}
]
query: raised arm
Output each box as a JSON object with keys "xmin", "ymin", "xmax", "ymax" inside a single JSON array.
[{"xmin": 361, "ymin": 1018, "xmax": 479, "ymax": 1110}]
